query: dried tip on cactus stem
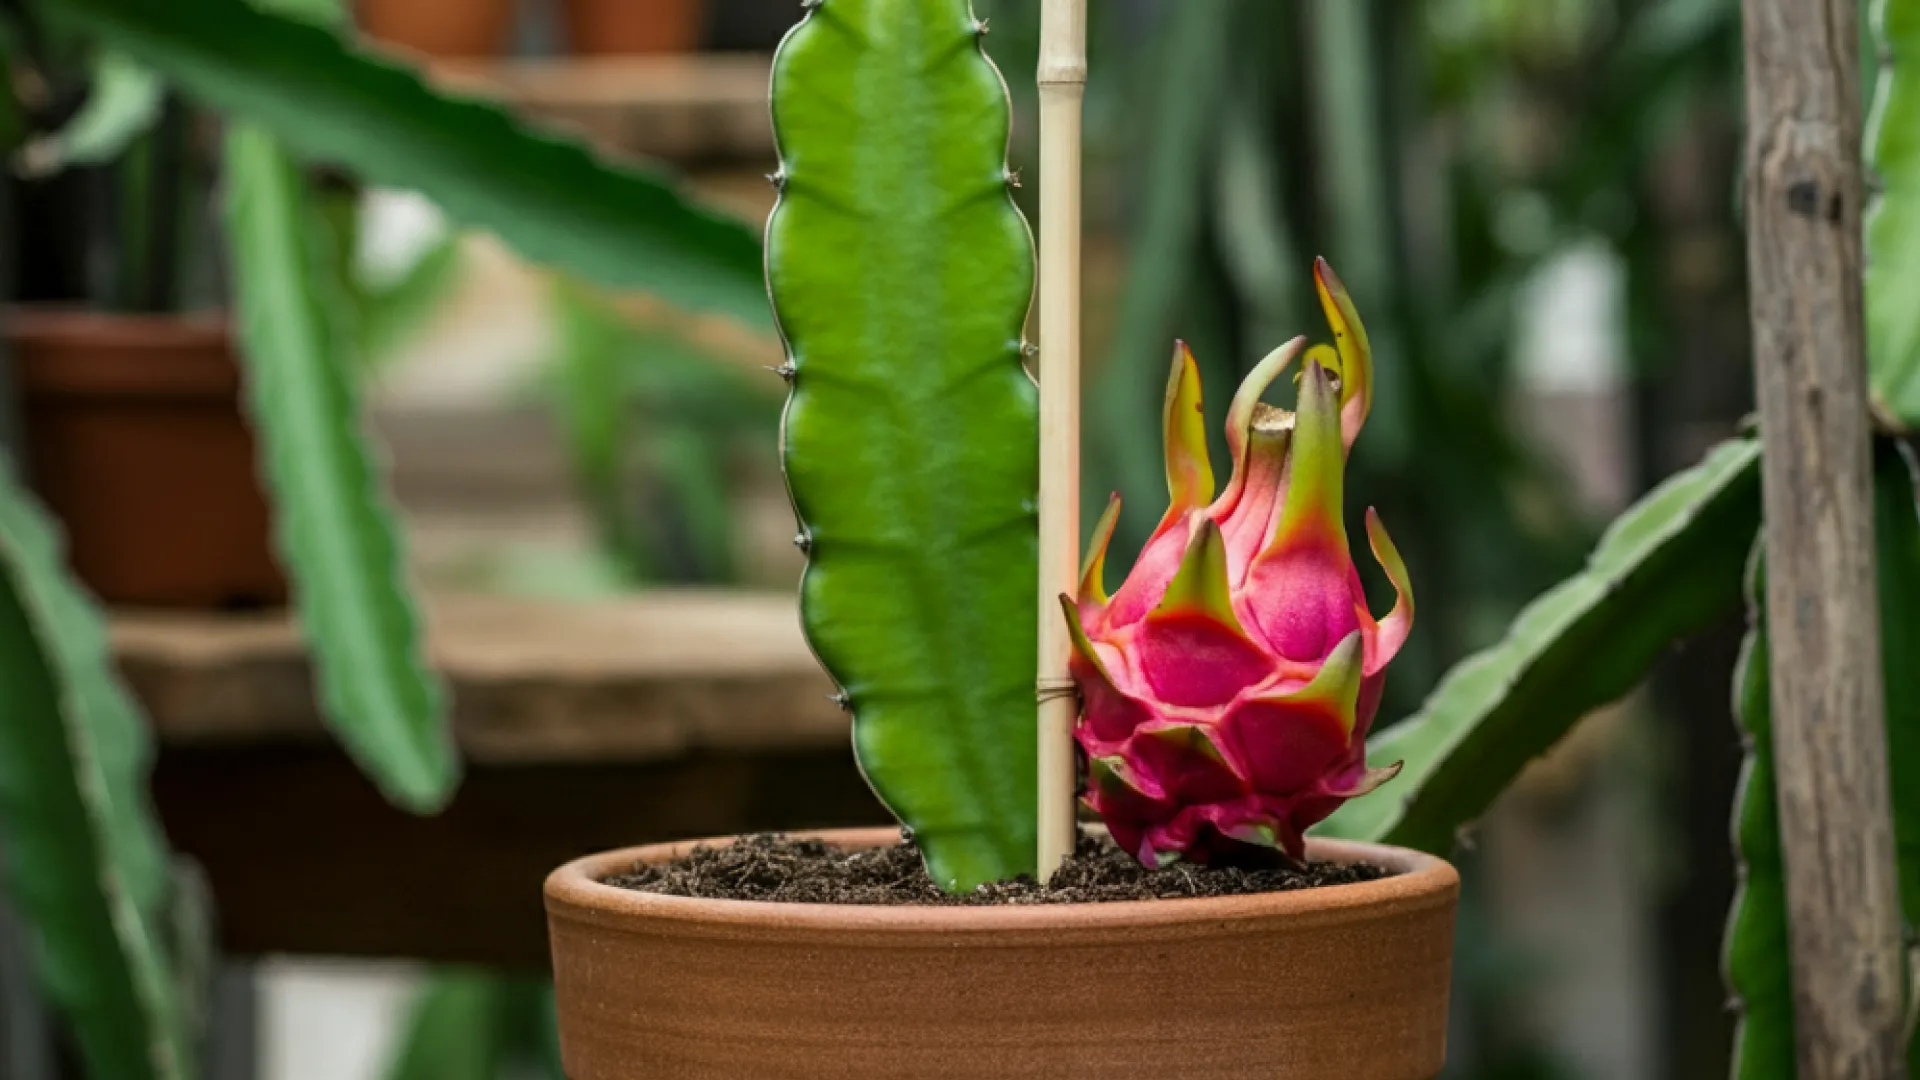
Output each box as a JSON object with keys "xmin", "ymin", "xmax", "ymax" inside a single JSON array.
[
  {"xmin": 829, "ymin": 691, "xmax": 852, "ymax": 712},
  {"xmin": 767, "ymin": 170, "xmax": 788, "ymax": 191},
  {"xmin": 772, "ymin": 361, "xmax": 797, "ymax": 382},
  {"xmin": 792, "ymin": 532, "xmax": 812, "ymax": 553}
]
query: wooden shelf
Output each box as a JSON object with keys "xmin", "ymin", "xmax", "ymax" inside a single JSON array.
[
  {"xmin": 121, "ymin": 590, "xmax": 882, "ymax": 968},
  {"xmin": 119, "ymin": 590, "xmax": 846, "ymax": 763},
  {"xmin": 426, "ymin": 54, "xmax": 776, "ymax": 166}
]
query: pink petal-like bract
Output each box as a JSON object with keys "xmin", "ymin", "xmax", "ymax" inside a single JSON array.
[{"xmin": 1067, "ymin": 259, "xmax": 1412, "ymax": 866}]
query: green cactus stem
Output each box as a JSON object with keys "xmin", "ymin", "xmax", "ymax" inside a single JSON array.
[{"xmin": 768, "ymin": 0, "xmax": 1039, "ymax": 890}]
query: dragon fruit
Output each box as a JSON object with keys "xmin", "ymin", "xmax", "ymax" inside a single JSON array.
[{"xmin": 1063, "ymin": 259, "xmax": 1413, "ymax": 867}]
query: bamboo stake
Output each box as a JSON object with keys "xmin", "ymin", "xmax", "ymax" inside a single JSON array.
[
  {"xmin": 1740, "ymin": 0, "xmax": 1907, "ymax": 1076},
  {"xmin": 1036, "ymin": 0, "xmax": 1087, "ymax": 882}
]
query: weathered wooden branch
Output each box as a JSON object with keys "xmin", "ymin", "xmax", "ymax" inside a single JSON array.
[{"xmin": 1740, "ymin": 0, "xmax": 1907, "ymax": 1076}]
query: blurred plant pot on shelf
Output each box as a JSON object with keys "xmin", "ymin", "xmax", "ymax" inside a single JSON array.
[
  {"xmin": 8, "ymin": 310, "xmax": 286, "ymax": 609},
  {"xmin": 565, "ymin": 0, "xmax": 706, "ymax": 55},
  {"xmin": 359, "ymin": 0, "xmax": 516, "ymax": 58},
  {"xmin": 546, "ymin": 828, "xmax": 1459, "ymax": 1080}
]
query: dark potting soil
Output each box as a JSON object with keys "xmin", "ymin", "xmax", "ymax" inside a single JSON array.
[{"xmin": 605, "ymin": 831, "xmax": 1391, "ymax": 906}]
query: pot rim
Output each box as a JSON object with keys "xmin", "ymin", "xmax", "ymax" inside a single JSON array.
[
  {"xmin": 7, "ymin": 308, "xmax": 239, "ymax": 398},
  {"xmin": 5, "ymin": 306, "xmax": 229, "ymax": 345},
  {"xmin": 546, "ymin": 827, "xmax": 1458, "ymax": 934}
]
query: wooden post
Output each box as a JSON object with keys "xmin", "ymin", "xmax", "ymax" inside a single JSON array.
[
  {"xmin": 1740, "ymin": 0, "xmax": 1907, "ymax": 1076},
  {"xmin": 1035, "ymin": 0, "xmax": 1087, "ymax": 882}
]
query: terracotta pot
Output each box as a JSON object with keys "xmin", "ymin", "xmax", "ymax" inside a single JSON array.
[
  {"xmin": 9, "ymin": 310, "xmax": 286, "ymax": 609},
  {"xmin": 360, "ymin": 0, "xmax": 516, "ymax": 59},
  {"xmin": 564, "ymin": 0, "xmax": 705, "ymax": 55},
  {"xmin": 546, "ymin": 828, "xmax": 1458, "ymax": 1080}
]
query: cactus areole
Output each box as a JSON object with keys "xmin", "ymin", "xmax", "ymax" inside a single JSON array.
[{"xmin": 1066, "ymin": 259, "xmax": 1414, "ymax": 868}]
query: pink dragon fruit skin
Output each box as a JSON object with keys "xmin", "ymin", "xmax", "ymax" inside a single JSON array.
[{"xmin": 1063, "ymin": 259, "xmax": 1414, "ymax": 867}]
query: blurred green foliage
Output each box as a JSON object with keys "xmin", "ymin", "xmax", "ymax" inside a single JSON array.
[
  {"xmin": 225, "ymin": 123, "xmax": 459, "ymax": 813},
  {"xmin": 0, "ymin": 457, "xmax": 191, "ymax": 1080},
  {"xmin": 543, "ymin": 278, "xmax": 781, "ymax": 587},
  {"xmin": 382, "ymin": 972, "xmax": 561, "ymax": 1080}
]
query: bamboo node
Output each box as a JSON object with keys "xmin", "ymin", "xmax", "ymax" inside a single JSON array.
[
  {"xmin": 1037, "ymin": 62, "xmax": 1088, "ymax": 86},
  {"xmin": 1036, "ymin": 678, "xmax": 1078, "ymax": 705}
]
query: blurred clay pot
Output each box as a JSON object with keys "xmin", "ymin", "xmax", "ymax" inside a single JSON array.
[
  {"xmin": 360, "ymin": 0, "xmax": 516, "ymax": 58},
  {"xmin": 546, "ymin": 828, "xmax": 1458, "ymax": 1080},
  {"xmin": 564, "ymin": 0, "xmax": 705, "ymax": 55},
  {"xmin": 9, "ymin": 310, "xmax": 285, "ymax": 609}
]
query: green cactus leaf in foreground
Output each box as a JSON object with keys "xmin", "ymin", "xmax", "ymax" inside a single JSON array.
[
  {"xmin": 769, "ymin": 0, "xmax": 1039, "ymax": 889},
  {"xmin": 1317, "ymin": 437, "xmax": 1762, "ymax": 851},
  {"xmin": 0, "ymin": 459, "xmax": 189, "ymax": 1080},
  {"xmin": 1725, "ymin": 441, "xmax": 1920, "ymax": 1080}
]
